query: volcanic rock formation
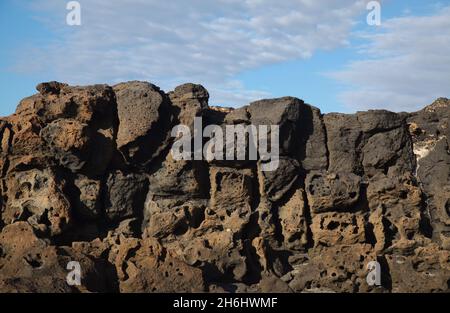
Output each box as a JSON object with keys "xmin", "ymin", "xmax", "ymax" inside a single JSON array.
[{"xmin": 0, "ymin": 81, "xmax": 449, "ymax": 293}]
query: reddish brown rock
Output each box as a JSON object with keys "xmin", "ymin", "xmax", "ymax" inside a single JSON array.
[
  {"xmin": 3, "ymin": 168, "xmax": 71, "ymax": 236},
  {"xmin": 0, "ymin": 222, "xmax": 110, "ymax": 292}
]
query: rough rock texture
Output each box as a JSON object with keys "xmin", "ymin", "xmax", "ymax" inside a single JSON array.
[{"xmin": 0, "ymin": 82, "xmax": 449, "ymax": 293}]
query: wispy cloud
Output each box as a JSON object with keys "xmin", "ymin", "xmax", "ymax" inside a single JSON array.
[
  {"xmin": 17, "ymin": 0, "xmax": 366, "ymax": 106},
  {"xmin": 330, "ymin": 5, "xmax": 450, "ymax": 112}
]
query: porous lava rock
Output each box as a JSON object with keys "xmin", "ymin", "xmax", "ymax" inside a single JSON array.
[{"xmin": 0, "ymin": 82, "xmax": 448, "ymax": 293}]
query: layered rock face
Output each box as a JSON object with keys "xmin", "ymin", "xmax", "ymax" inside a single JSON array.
[{"xmin": 0, "ymin": 81, "xmax": 449, "ymax": 293}]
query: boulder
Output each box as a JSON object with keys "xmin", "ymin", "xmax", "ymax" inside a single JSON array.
[
  {"xmin": 247, "ymin": 97, "xmax": 303, "ymax": 157},
  {"xmin": 113, "ymin": 81, "xmax": 172, "ymax": 165},
  {"xmin": 104, "ymin": 171, "xmax": 149, "ymax": 222},
  {"xmin": 298, "ymin": 105, "xmax": 328, "ymax": 171},
  {"xmin": 259, "ymin": 157, "xmax": 300, "ymax": 203},
  {"xmin": 169, "ymin": 83, "xmax": 209, "ymax": 127},
  {"xmin": 324, "ymin": 113, "xmax": 363, "ymax": 174},
  {"xmin": 148, "ymin": 154, "xmax": 209, "ymax": 199}
]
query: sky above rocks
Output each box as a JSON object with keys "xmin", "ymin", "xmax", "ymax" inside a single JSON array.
[{"xmin": 1, "ymin": 0, "xmax": 449, "ymax": 116}]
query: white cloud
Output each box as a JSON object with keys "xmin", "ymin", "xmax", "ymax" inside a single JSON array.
[
  {"xmin": 18, "ymin": 0, "xmax": 366, "ymax": 107},
  {"xmin": 331, "ymin": 6, "xmax": 450, "ymax": 112}
]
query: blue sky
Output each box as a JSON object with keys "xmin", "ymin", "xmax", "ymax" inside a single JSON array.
[{"xmin": 1, "ymin": 0, "xmax": 450, "ymax": 117}]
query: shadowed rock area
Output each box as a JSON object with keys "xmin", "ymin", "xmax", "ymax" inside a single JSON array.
[{"xmin": 0, "ymin": 81, "xmax": 449, "ymax": 293}]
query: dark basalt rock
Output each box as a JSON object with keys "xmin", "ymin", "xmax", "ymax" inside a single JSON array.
[
  {"xmin": 113, "ymin": 81, "xmax": 173, "ymax": 167},
  {"xmin": 407, "ymin": 98, "xmax": 450, "ymax": 249},
  {"xmin": 259, "ymin": 157, "xmax": 300, "ymax": 203},
  {"xmin": 104, "ymin": 171, "xmax": 149, "ymax": 223},
  {"xmin": 0, "ymin": 82, "xmax": 448, "ymax": 293},
  {"xmin": 247, "ymin": 97, "xmax": 303, "ymax": 157}
]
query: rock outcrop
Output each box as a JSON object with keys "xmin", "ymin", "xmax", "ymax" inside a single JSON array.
[{"xmin": 0, "ymin": 81, "xmax": 448, "ymax": 293}]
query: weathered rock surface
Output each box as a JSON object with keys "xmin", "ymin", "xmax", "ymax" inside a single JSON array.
[
  {"xmin": 104, "ymin": 171, "xmax": 149, "ymax": 223},
  {"xmin": 0, "ymin": 82, "xmax": 448, "ymax": 293},
  {"xmin": 0, "ymin": 222, "xmax": 112, "ymax": 292},
  {"xmin": 113, "ymin": 81, "xmax": 172, "ymax": 166},
  {"xmin": 305, "ymin": 171, "xmax": 362, "ymax": 214}
]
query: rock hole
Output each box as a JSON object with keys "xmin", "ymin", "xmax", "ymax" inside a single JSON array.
[
  {"xmin": 24, "ymin": 254, "xmax": 43, "ymax": 268},
  {"xmin": 399, "ymin": 190, "xmax": 408, "ymax": 199},
  {"xmin": 326, "ymin": 221, "xmax": 340, "ymax": 230}
]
